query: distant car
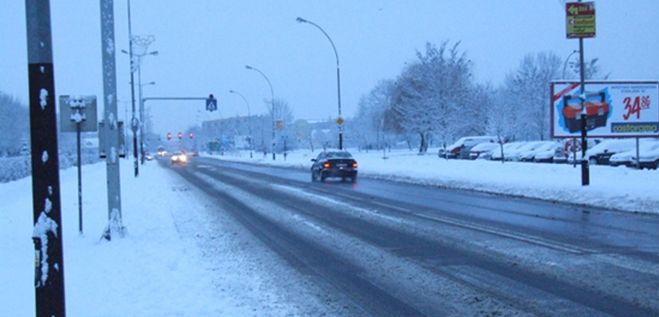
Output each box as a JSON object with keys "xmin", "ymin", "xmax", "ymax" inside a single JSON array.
[
  {"xmin": 519, "ymin": 142, "xmax": 561, "ymax": 163},
  {"xmin": 170, "ymin": 151, "xmax": 188, "ymax": 165},
  {"xmin": 310, "ymin": 150, "xmax": 358, "ymax": 183},
  {"xmin": 639, "ymin": 143, "xmax": 659, "ymax": 169},
  {"xmin": 552, "ymin": 139, "xmax": 600, "ymax": 164},
  {"xmin": 157, "ymin": 147, "xmax": 167, "ymax": 157},
  {"xmin": 609, "ymin": 141, "xmax": 659, "ymax": 168},
  {"xmin": 469, "ymin": 142, "xmax": 500, "ymax": 160},
  {"xmin": 145, "ymin": 153, "xmax": 154, "ymax": 161},
  {"xmin": 490, "ymin": 142, "xmax": 526, "ymax": 161},
  {"xmin": 506, "ymin": 141, "xmax": 546, "ymax": 161},
  {"xmin": 443, "ymin": 136, "xmax": 498, "ymax": 159},
  {"xmin": 585, "ymin": 139, "xmax": 636, "ymax": 165}
]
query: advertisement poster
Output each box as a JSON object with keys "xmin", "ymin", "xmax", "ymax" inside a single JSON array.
[{"xmin": 551, "ymin": 81, "xmax": 659, "ymax": 138}]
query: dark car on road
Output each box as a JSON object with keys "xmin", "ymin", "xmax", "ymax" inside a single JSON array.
[{"xmin": 311, "ymin": 150, "xmax": 358, "ymax": 183}]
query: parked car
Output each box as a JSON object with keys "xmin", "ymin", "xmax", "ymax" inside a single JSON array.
[
  {"xmin": 553, "ymin": 139, "xmax": 600, "ymax": 164},
  {"xmin": 469, "ymin": 142, "xmax": 500, "ymax": 160},
  {"xmin": 523, "ymin": 142, "xmax": 562, "ymax": 163},
  {"xmin": 506, "ymin": 141, "xmax": 546, "ymax": 161},
  {"xmin": 490, "ymin": 142, "xmax": 526, "ymax": 161},
  {"xmin": 443, "ymin": 136, "xmax": 498, "ymax": 159},
  {"xmin": 311, "ymin": 150, "xmax": 358, "ymax": 183},
  {"xmin": 585, "ymin": 139, "xmax": 637, "ymax": 165},
  {"xmin": 639, "ymin": 142, "xmax": 659, "ymax": 169},
  {"xmin": 609, "ymin": 141, "xmax": 659, "ymax": 168}
]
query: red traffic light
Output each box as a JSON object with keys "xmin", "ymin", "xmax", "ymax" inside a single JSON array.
[
  {"xmin": 177, "ymin": 132, "xmax": 183, "ymax": 139},
  {"xmin": 166, "ymin": 132, "xmax": 172, "ymax": 140},
  {"xmin": 189, "ymin": 132, "xmax": 194, "ymax": 139}
]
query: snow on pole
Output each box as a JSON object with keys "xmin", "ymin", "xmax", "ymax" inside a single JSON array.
[
  {"xmin": 25, "ymin": 0, "xmax": 66, "ymax": 315},
  {"xmin": 100, "ymin": 0, "xmax": 125, "ymax": 240}
]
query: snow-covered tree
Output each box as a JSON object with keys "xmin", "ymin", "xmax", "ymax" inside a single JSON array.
[
  {"xmin": 0, "ymin": 92, "xmax": 29, "ymax": 156},
  {"xmin": 390, "ymin": 41, "xmax": 475, "ymax": 153}
]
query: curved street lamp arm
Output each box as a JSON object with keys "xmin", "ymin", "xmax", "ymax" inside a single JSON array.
[{"xmin": 297, "ymin": 17, "xmax": 339, "ymax": 67}]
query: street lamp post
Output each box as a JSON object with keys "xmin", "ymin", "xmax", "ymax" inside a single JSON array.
[
  {"xmin": 122, "ymin": 48, "xmax": 157, "ymax": 165},
  {"xmin": 245, "ymin": 65, "xmax": 276, "ymax": 160},
  {"xmin": 126, "ymin": 0, "xmax": 138, "ymax": 176},
  {"xmin": 229, "ymin": 89, "xmax": 253, "ymax": 158},
  {"xmin": 138, "ymin": 77, "xmax": 155, "ymax": 164},
  {"xmin": 296, "ymin": 17, "xmax": 343, "ymax": 150},
  {"xmin": 136, "ymin": 51, "xmax": 157, "ymax": 165}
]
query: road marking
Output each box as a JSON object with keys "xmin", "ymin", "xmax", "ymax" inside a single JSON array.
[
  {"xmin": 310, "ymin": 189, "xmax": 594, "ymax": 255},
  {"xmin": 412, "ymin": 212, "xmax": 594, "ymax": 255}
]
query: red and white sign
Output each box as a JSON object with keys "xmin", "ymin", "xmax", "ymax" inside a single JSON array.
[{"xmin": 551, "ymin": 81, "xmax": 659, "ymax": 138}]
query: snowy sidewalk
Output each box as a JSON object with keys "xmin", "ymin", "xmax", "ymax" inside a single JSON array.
[{"xmin": 0, "ymin": 161, "xmax": 337, "ymax": 317}]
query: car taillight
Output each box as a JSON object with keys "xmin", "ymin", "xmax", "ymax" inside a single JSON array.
[
  {"xmin": 352, "ymin": 162, "xmax": 358, "ymax": 169},
  {"xmin": 323, "ymin": 162, "xmax": 331, "ymax": 169}
]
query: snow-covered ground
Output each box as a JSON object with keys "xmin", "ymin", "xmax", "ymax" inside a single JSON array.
[
  {"xmin": 3, "ymin": 147, "xmax": 657, "ymax": 316},
  {"xmin": 0, "ymin": 161, "xmax": 344, "ymax": 317},
  {"xmin": 210, "ymin": 147, "xmax": 659, "ymax": 214}
]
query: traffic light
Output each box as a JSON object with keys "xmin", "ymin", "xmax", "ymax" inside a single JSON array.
[
  {"xmin": 166, "ymin": 132, "xmax": 172, "ymax": 140},
  {"xmin": 177, "ymin": 132, "xmax": 183, "ymax": 140},
  {"xmin": 189, "ymin": 132, "xmax": 194, "ymax": 139}
]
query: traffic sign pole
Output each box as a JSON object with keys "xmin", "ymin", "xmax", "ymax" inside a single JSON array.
[{"xmin": 566, "ymin": 1, "xmax": 595, "ymax": 186}]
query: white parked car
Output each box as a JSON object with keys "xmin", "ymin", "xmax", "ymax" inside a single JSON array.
[
  {"xmin": 443, "ymin": 136, "xmax": 498, "ymax": 159},
  {"xmin": 609, "ymin": 141, "xmax": 659, "ymax": 168},
  {"xmin": 469, "ymin": 142, "xmax": 500, "ymax": 160},
  {"xmin": 506, "ymin": 141, "xmax": 546, "ymax": 161},
  {"xmin": 490, "ymin": 142, "xmax": 526, "ymax": 161},
  {"xmin": 585, "ymin": 139, "xmax": 637, "ymax": 165},
  {"xmin": 524, "ymin": 142, "xmax": 562, "ymax": 163}
]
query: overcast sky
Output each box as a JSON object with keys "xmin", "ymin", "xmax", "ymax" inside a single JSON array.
[{"xmin": 1, "ymin": 0, "xmax": 658, "ymax": 134}]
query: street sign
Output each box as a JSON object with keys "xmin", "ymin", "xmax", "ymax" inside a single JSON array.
[
  {"xmin": 59, "ymin": 95, "xmax": 98, "ymax": 132},
  {"xmin": 566, "ymin": 2, "xmax": 596, "ymax": 38},
  {"xmin": 276, "ymin": 119, "xmax": 285, "ymax": 130},
  {"xmin": 336, "ymin": 117, "xmax": 344, "ymax": 125},
  {"xmin": 206, "ymin": 94, "xmax": 217, "ymax": 111},
  {"xmin": 551, "ymin": 81, "xmax": 659, "ymax": 138}
]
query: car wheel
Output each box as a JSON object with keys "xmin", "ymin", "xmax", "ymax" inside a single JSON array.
[
  {"xmin": 311, "ymin": 172, "xmax": 316, "ymax": 182},
  {"xmin": 320, "ymin": 173, "xmax": 326, "ymax": 183}
]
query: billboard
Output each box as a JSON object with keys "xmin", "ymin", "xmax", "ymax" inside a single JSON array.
[{"xmin": 551, "ymin": 81, "xmax": 659, "ymax": 138}]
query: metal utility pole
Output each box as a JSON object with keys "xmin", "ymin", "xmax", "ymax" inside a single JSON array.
[
  {"xmin": 245, "ymin": 65, "xmax": 276, "ymax": 160},
  {"xmin": 578, "ymin": 37, "xmax": 590, "ymax": 185},
  {"xmin": 565, "ymin": 0, "xmax": 595, "ymax": 186},
  {"xmin": 296, "ymin": 17, "xmax": 344, "ymax": 149},
  {"xmin": 126, "ymin": 0, "xmax": 139, "ymax": 177},
  {"xmin": 101, "ymin": 0, "xmax": 124, "ymax": 240},
  {"xmin": 229, "ymin": 90, "xmax": 253, "ymax": 158},
  {"xmin": 25, "ymin": 1, "xmax": 66, "ymax": 315}
]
